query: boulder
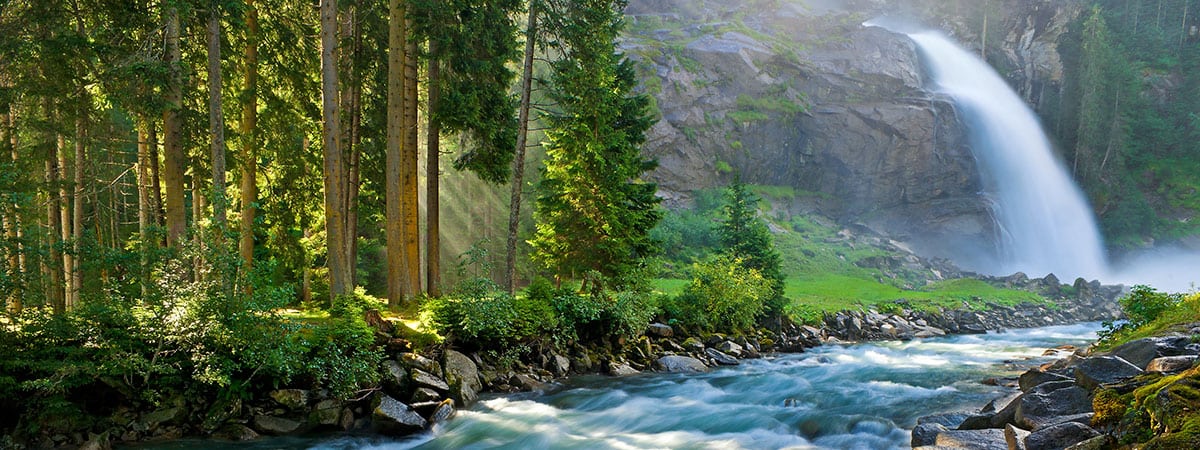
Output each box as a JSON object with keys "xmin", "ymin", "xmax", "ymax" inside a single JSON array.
[
  {"xmin": 1074, "ymin": 356, "xmax": 1143, "ymax": 391},
  {"xmin": 1005, "ymin": 424, "xmax": 1030, "ymax": 450},
  {"xmin": 511, "ymin": 373, "xmax": 548, "ymax": 391},
  {"xmin": 311, "ymin": 399, "xmax": 343, "ymax": 427},
  {"xmin": 646, "ymin": 323, "xmax": 674, "ymax": 338},
  {"xmin": 141, "ymin": 405, "xmax": 186, "ymax": 429},
  {"xmin": 608, "ymin": 362, "xmax": 640, "ymax": 376},
  {"xmin": 212, "ymin": 424, "xmax": 259, "ymax": 441},
  {"xmin": 429, "ymin": 399, "xmax": 456, "ymax": 426},
  {"xmin": 1023, "ymin": 421, "xmax": 1100, "ymax": 450},
  {"xmin": 716, "ymin": 341, "xmax": 744, "ymax": 357},
  {"xmin": 1018, "ymin": 369, "xmax": 1072, "ymax": 392},
  {"xmin": 252, "ymin": 415, "xmax": 305, "ymax": 435},
  {"xmin": 401, "ymin": 352, "xmax": 443, "ymax": 375},
  {"xmin": 269, "ymin": 389, "xmax": 310, "ymax": 410},
  {"xmin": 411, "ymin": 387, "xmax": 442, "ymax": 403},
  {"xmin": 1109, "ymin": 336, "xmax": 1193, "ymax": 369},
  {"xmin": 1146, "ymin": 355, "xmax": 1198, "ymax": 373},
  {"xmin": 411, "ymin": 368, "xmax": 451, "ymax": 392},
  {"xmin": 912, "ymin": 422, "xmax": 947, "ymax": 447},
  {"xmin": 550, "ymin": 354, "xmax": 571, "ymax": 376},
  {"xmin": 383, "ymin": 360, "xmax": 410, "ymax": 395},
  {"xmin": 682, "ymin": 337, "xmax": 705, "ymax": 352},
  {"xmin": 1015, "ymin": 386, "xmax": 1092, "ymax": 431},
  {"xmin": 200, "ymin": 397, "xmax": 242, "ymax": 433},
  {"xmin": 656, "ymin": 355, "xmax": 709, "ymax": 373},
  {"xmin": 705, "ymin": 348, "xmax": 740, "ymax": 365},
  {"xmin": 1063, "ymin": 435, "xmax": 1108, "ymax": 450},
  {"xmin": 443, "ymin": 350, "xmax": 482, "ymax": 406},
  {"xmin": 933, "ymin": 429, "xmax": 1008, "ymax": 450},
  {"xmin": 919, "ymin": 413, "xmax": 970, "ymax": 428},
  {"xmin": 373, "ymin": 395, "xmax": 427, "ymax": 435}
]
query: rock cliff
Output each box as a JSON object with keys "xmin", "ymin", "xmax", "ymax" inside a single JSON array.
[{"xmin": 625, "ymin": 0, "xmax": 1081, "ymax": 267}]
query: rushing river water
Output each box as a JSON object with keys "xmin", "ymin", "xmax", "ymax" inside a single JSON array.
[{"xmin": 146, "ymin": 322, "xmax": 1102, "ymax": 450}]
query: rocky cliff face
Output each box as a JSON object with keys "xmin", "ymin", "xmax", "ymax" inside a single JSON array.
[{"xmin": 625, "ymin": 0, "xmax": 1081, "ymax": 267}]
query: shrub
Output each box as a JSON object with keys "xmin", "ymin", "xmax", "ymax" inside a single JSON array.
[
  {"xmin": 1099, "ymin": 285, "xmax": 1184, "ymax": 343},
  {"xmin": 665, "ymin": 256, "xmax": 771, "ymax": 332},
  {"xmin": 422, "ymin": 290, "xmax": 557, "ymax": 350}
]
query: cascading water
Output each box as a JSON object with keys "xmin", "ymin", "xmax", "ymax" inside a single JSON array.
[{"xmin": 897, "ymin": 29, "xmax": 1110, "ymax": 281}]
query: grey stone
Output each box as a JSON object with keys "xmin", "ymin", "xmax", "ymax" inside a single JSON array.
[
  {"xmin": 646, "ymin": 323, "xmax": 674, "ymax": 337},
  {"xmin": 1146, "ymin": 355, "xmax": 1198, "ymax": 373},
  {"xmin": 401, "ymin": 352, "xmax": 442, "ymax": 375},
  {"xmin": 430, "ymin": 399, "xmax": 456, "ymax": 426},
  {"xmin": 912, "ymin": 422, "xmax": 947, "ymax": 447},
  {"xmin": 384, "ymin": 359, "xmax": 410, "ymax": 394},
  {"xmin": 919, "ymin": 413, "xmax": 969, "ymax": 428},
  {"xmin": 252, "ymin": 415, "xmax": 305, "ymax": 435},
  {"xmin": 201, "ymin": 397, "xmax": 241, "ymax": 433},
  {"xmin": 373, "ymin": 395, "xmax": 427, "ymax": 435},
  {"xmin": 411, "ymin": 368, "xmax": 450, "ymax": 392},
  {"xmin": 717, "ymin": 340, "xmax": 744, "ymax": 356},
  {"xmin": 1005, "ymin": 424, "xmax": 1030, "ymax": 450},
  {"xmin": 1109, "ymin": 336, "xmax": 1193, "ymax": 369},
  {"xmin": 705, "ymin": 348, "xmax": 740, "ymax": 365},
  {"xmin": 551, "ymin": 354, "xmax": 571, "ymax": 376},
  {"xmin": 311, "ymin": 399, "xmax": 343, "ymax": 426},
  {"xmin": 1063, "ymin": 435, "xmax": 1108, "ymax": 450},
  {"xmin": 512, "ymin": 373, "xmax": 548, "ymax": 390},
  {"xmin": 934, "ymin": 429, "xmax": 1009, "ymax": 450},
  {"xmin": 683, "ymin": 337, "xmax": 705, "ymax": 351},
  {"xmin": 656, "ymin": 355, "xmax": 709, "ymax": 373},
  {"xmin": 212, "ymin": 424, "xmax": 259, "ymax": 441},
  {"xmin": 608, "ymin": 362, "xmax": 640, "ymax": 376},
  {"xmin": 443, "ymin": 350, "xmax": 482, "ymax": 406},
  {"xmin": 1074, "ymin": 355, "xmax": 1143, "ymax": 391},
  {"xmin": 1018, "ymin": 369, "xmax": 1072, "ymax": 392},
  {"xmin": 141, "ymin": 406, "xmax": 185, "ymax": 429},
  {"xmin": 1015, "ymin": 386, "xmax": 1092, "ymax": 431},
  {"xmin": 1023, "ymin": 422, "xmax": 1099, "ymax": 450},
  {"xmin": 411, "ymin": 387, "xmax": 442, "ymax": 403},
  {"xmin": 269, "ymin": 389, "xmax": 310, "ymax": 410}
]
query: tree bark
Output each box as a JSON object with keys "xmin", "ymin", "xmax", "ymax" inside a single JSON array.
[
  {"xmin": 341, "ymin": 1, "xmax": 361, "ymax": 287},
  {"xmin": 506, "ymin": 8, "xmax": 538, "ymax": 295},
  {"xmin": 58, "ymin": 135, "xmax": 74, "ymax": 311},
  {"xmin": 208, "ymin": 1, "xmax": 227, "ymax": 231},
  {"xmin": 2, "ymin": 103, "xmax": 18, "ymax": 312},
  {"xmin": 162, "ymin": 2, "xmax": 186, "ymax": 249},
  {"xmin": 149, "ymin": 123, "xmax": 163, "ymax": 228},
  {"xmin": 403, "ymin": 16, "xmax": 420, "ymax": 296},
  {"xmin": 386, "ymin": 0, "xmax": 406, "ymax": 308},
  {"xmin": 193, "ymin": 177, "xmax": 206, "ymax": 278},
  {"xmin": 426, "ymin": 42, "xmax": 441, "ymax": 297},
  {"xmin": 137, "ymin": 119, "xmax": 153, "ymax": 296},
  {"xmin": 45, "ymin": 130, "xmax": 64, "ymax": 313},
  {"xmin": 70, "ymin": 118, "xmax": 83, "ymax": 309},
  {"xmin": 239, "ymin": 0, "xmax": 259, "ymax": 271},
  {"xmin": 321, "ymin": 0, "xmax": 351, "ymax": 302}
]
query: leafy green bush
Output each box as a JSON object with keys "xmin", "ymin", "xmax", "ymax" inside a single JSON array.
[
  {"xmin": 664, "ymin": 256, "xmax": 771, "ymax": 332},
  {"xmin": 1099, "ymin": 285, "xmax": 1184, "ymax": 343},
  {"xmin": 422, "ymin": 290, "xmax": 557, "ymax": 350}
]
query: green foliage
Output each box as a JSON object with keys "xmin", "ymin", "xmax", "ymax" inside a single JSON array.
[
  {"xmin": 719, "ymin": 180, "xmax": 787, "ymax": 317},
  {"xmin": 664, "ymin": 255, "xmax": 771, "ymax": 332},
  {"xmin": 1099, "ymin": 285, "xmax": 1184, "ymax": 343},
  {"xmin": 531, "ymin": 0, "xmax": 663, "ymax": 286}
]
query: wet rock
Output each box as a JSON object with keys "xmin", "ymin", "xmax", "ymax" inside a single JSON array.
[
  {"xmin": 551, "ymin": 354, "xmax": 571, "ymax": 377},
  {"xmin": 429, "ymin": 399, "xmax": 456, "ymax": 426},
  {"xmin": 608, "ymin": 362, "xmax": 640, "ymax": 376},
  {"xmin": 373, "ymin": 395, "xmax": 427, "ymax": 435},
  {"xmin": 1146, "ymin": 355, "xmax": 1198, "ymax": 373},
  {"xmin": 1063, "ymin": 435, "xmax": 1107, "ymax": 450},
  {"xmin": 920, "ymin": 413, "xmax": 970, "ymax": 428},
  {"xmin": 384, "ymin": 360, "xmax": 410, "ymax": 395},
  {"xmin": 1005, "ymin": 424, "xmax": 1030, "ymax": 450},
  {"xmin": 912, "ymin": 422, "xmax": 946, "ymax": 447},
  {"xmin": 1018, "ymin": 368, "xmax": 1073, "ymax": 392},
  {"xmin": 682, "ymin": 337, "xmax": 705, "ymax": 352},
  {"xmin": 1023, "ymin": 421, "xmax": 1099, "ymax": 450},
  {"xmin": 411, "ymin": 369, "xmax": 450, "ymax": 392},
  {"xmin": 141, "ymin": 405, "xmax": 186, "ymax": 429},
  {"xmin": 646, "ymin": 323, "xmax": 674, "ymax": 338},
  {"xmin": 411, "ymin": 387, "xmax": 442, "ymax": 403},
  {"xmin": 212, "ymin": 424, "xmax": 260, "ymax": 441},
  {"xmin": 1015, "ymin": 385, "xmax": 1092, "ymax": 431},
  {"xmin": 79, "ymin": 432, "xmax": 110, "ymax": 450},
  {"xmin": 656, "ymin": 355, "xmax": 709, "ymax": 373},
  {"xmin": 705, "ymin": 348, "xmax": 740, "ymax": 365},
  {"xmin": 269, "ymin": 389, "xmax": 310, "ymax": 410},
  {"xmin": 311, "ymin": 399, "xmax": 343, "ymax": 427},
  {"xmin": 1109, "ymin": 336, "xmax": 1193, "ymax": 369},
  {"xmin": 933, "ymin": 428, "xmax": 1008, "ymax": 450},
  {"xmin": 512, "ymin": 373, "xmax": 548, "ymax": 391},
  {"xmin": 252, "ymin": 415, "xmax": 305, "ymax": 435},
  {"xmin": 443, "ymin": 350, "xmax": 482, "ymax": 406},
  {"xmin": 914, "ymin": 326, "xmax": 947, "ymax": 338},
  {"xmin": 201, "ymin": 397, "xmax": 242, "ymax": 433},
  {"xmin": 716, "ymin": 341, "xmax": 744, "ymax": 357},
  {"xmin": 1074, "ymin": 355, "xmax": 1143, "ymax": 391},
  {"xmin": 402, "ymin": 353, "xmax": 443, "ymax": 375}
]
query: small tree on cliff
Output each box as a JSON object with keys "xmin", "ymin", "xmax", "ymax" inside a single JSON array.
[{"xmin": 718, "ymin": 179, "xmax": 787, "ymax": 318}]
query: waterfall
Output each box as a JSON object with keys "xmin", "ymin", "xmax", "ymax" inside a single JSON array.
[{"xmin": 902, "ymin": 30, "xmax": 1109, "ymax": 280}]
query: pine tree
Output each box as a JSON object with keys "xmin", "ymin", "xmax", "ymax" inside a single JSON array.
[
  {"xmin": 718, "ymin": 179, "xmax": 786, "ymax": 318},
  {"xmin": 531, "ymin": 0, "xmax": 661, "ymax": 290}
]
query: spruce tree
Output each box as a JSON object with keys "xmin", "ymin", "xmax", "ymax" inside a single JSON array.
[
  {"xmin": 719, "ymin": 179, "xmax": 786, "ymax": 317},
  {"xmin": 531, "ymin": 0, "xmax": 661, "ymax": 289}
]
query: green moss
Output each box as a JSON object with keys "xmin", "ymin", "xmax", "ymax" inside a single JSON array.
[{"xmin": 728, "ymin": 110, "xmax": 770, "ymax": 123}]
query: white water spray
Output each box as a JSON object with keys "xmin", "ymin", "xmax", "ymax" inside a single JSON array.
[{"xmin": 897, "ymin": 28, "xmax": 1109, "ymax": 280}]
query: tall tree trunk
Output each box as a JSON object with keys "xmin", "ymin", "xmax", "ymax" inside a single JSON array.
[
  {"xmin": 162, "ymin": 3, "xmax": 186, "ymax": 248},
  {"xmin": 149, "ymin": 123, "xmax": 163, "ymax": 228},
  {"xmin": 58, "ymin": 135, "xmax": 74, "ymax": 311},
  {"xmin": 193, "ymin": 177, "xmax": 206, "ymax": 278},
  {"xmin": 70, "ymin": 118, "xmax": 84, "ymax": 309},
  {"xmin": 137, "ymin": 119, "xmax": 153, "ymax": 296},
  {"xmin": 403, "ymin": 16, "xmax": 420, "ymax": 296},
  {"xmin": 2, "ymin": 103, "xmax": 18, "ymax": 312},
  {"xmin": 386, "ymin": 0, "xmax": 406, "ymax": 308},
  {"xmin": 45, "ymin": 129, "xmax": 64, "ymax": 314},
  {"xmin": 506, "ymin": 8, "xmax": 538, "ymax": 295},
  {"xmin": 426, "ymin": 44, "xmax": 441, "ymax": 297},
  {"xmin": 239, "ymin": 0, "xmax": 258, "ymax": 271},
  {"xmin": 341, "ymin": 1, "xmax": 361, "ymax": 287},
  {"xmin": 208, "ymin": 1, "xmax": 227, "ymax": 231},
  {"xmin": 321, "ymin": 0, "xmax": 351, "ymax": 302}
]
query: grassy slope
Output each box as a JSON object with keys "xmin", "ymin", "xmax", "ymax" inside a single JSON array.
[{"xmin": 655, "ymin": 185, "xmax": 1050, "ymax": 324}]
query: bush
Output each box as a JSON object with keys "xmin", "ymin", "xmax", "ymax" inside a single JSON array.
[
  {"xmin": 664, "ymin": 256, "xmax": 771, "ymax": 332},
  {"xmin": 422, "ymin": 290, "xmax": 557, "ymax": 350},
  {"xmin": 1099, "ymin": 285, "xmax": 1184, "ymax": 342}
]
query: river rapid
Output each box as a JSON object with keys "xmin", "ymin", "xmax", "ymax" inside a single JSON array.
[{"xmin": 145, "ymin": 322, "xmax": 1101, "ymax": 450}]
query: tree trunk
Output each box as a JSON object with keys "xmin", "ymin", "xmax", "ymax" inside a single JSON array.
[
  {"xmin": 70, "ymin": 118, "xmax": 84, "ymax": 309},
  {"xmin": 193, "ymin": 177, "xmax": 206, "ymax": 278},
  {"xmin": 341, "ymin": 1, "xmax": 361, "ymax": 287},
  {"xmin": 45, "ymin": 130, "xmax": 64, "ymax": 313},
  {"xmin": 321, "ymin": 0, "xmax": 351, "ymax": 302},
  {"xmin": 2, "ymin": 103, "xmax": 18, "ymax": 312},
  {"xmin": 426, "ymin": 43, "xmax": 441, "ymax": 297},
  {"xmin": 403, "ymin": 16, "xmax": 420, "ymax": 296},
  {"xmin": 58, "ymin": 135, "xmax": 74, "ymax": 311},
  {"xmin": 149, "ymin": 123, "xmax": 163, "ymax": 228},
  {"xmin": 506, "ymin": 8, "xmax": 538, "ymax": 295},
  {"xmin": 239, "ymin": 0, "xmax": 258, "ymax": 271},
  {"xmin": 137, "ymin": 119, "xmax": 153, "ymax": 296},
  {"xmin": 162, "ymin": 3, "xmax": 186, "ymax": 248},
  {"xmin": 208, "ymin": 1, "xmax": 227, "ymax": 231},
  {"xmin": 386, "ymin": 0, "xmax": 406, "ymax": 308}
]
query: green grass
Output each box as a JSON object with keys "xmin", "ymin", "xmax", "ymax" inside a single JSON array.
[
  {"xmin": 1095, "ymin": 292, "xmax": 1200, "ymax": 351},
  {"xmin": 652, "ymin": 278, "xmax": 690, "ymax": 297}
]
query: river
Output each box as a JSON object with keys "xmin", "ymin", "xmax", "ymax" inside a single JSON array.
[{"xmin": 142, "ymin": 322, "xmax": 1101, "ymax": 450}]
